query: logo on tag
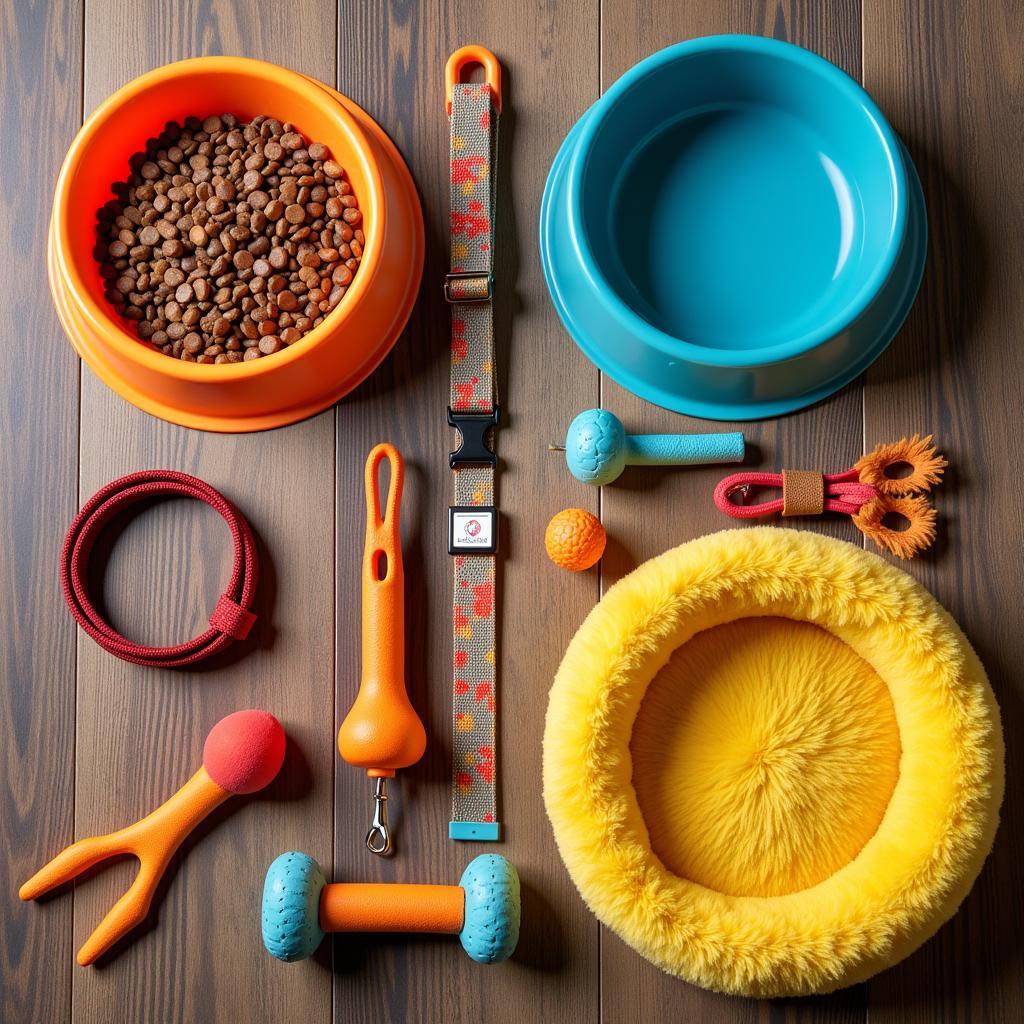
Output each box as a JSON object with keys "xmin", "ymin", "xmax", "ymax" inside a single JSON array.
[{"xmin": 453, "ymin": 511, "xmax": 492, "ymax": 548}]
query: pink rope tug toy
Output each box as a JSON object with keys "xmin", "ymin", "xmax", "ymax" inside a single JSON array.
[{"xmin": 713, "ymin": 436, "xmax": 948, "ymax": 559}]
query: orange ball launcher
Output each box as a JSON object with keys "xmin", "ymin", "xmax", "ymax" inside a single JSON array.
[
  {"xmin": 338, "ymin": 443, "xmax": 426, "ymax": 856},
  {"xmin": 19, "ymin": 709, "xmax": 285, "ymax": 965}
]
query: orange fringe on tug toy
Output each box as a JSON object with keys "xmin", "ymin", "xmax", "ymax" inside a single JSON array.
[{"xmin": 714, "ymin": 436, "xmax": 948, "ymax": 559}]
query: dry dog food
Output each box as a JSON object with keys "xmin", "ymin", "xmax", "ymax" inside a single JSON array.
[{"xmin": 95, "ymin": 114, "xmax": 365, "ymax": 363}]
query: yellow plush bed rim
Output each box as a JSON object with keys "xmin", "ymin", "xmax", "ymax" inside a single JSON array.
[{"xmin": 543, "ymin": 528, "xmax": 1003, "ymax": 997}]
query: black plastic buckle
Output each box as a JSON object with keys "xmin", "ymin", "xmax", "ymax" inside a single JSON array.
[
  {"xmin": 448, "ymin": 407, "xmax": 500, "ymax": 469},
  {"xmin": 449, "ymin": 505, "xmax": 498, "ymax": 555}
]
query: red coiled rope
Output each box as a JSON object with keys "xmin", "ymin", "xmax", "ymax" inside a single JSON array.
[{"xmin": 61, "ymin": 470, "xmax": 258, "ymax": 668}]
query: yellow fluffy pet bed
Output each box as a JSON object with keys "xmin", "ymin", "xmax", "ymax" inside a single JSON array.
[{"xmin": 543, "ymin": 528, "xmax": 1003, "ymax": 997}]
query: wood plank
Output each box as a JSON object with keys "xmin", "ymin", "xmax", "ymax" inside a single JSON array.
[
  {"xmin": 332, "ymin": 1, "xmax": 600, "ymax": 1022},
  {"xmin": 72, "ymin": 3, "xmax": 338, "ymax": 1022},
  {"xmin": 597, "ymin": 1, "xmax": 866, "ymax": 1021},
  {"xmin": 0, "ymin": 0, "xmax": 82, "ymax": 1020},
  {"xmin": 863, "ymin": 1, "xmax": 1024, "ymax": 1021}
]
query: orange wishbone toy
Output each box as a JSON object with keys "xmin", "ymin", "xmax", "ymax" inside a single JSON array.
[{"xmin": 20, "ymin": 710, "xmax": 285, "ymax": 965}]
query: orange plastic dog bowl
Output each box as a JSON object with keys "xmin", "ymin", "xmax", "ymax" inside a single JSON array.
[{"xmin": 48, "ymin": 57, "xmax": 424, "ymax": 432}]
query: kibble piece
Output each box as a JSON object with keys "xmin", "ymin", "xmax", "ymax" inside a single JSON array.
[
  {"xmin": 258, "ymin": 335, "xmax": 282, "ymax": 355},
  {"xmin": 202, "ymin": 115, "xmax": 223, "ymax": 134},
  {"xmin": 323, "ymin": 160, "xmax": 343, "ymax": 179}
]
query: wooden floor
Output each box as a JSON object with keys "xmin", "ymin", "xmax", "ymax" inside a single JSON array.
[{"xmin": 3, "ymin": 0, "xmax": 1022, "ymax": 1021}]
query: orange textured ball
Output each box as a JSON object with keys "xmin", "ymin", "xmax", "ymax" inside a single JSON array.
[{"xmin": 545, "ymin": 508, "xmax": 606, "ymax": 572}]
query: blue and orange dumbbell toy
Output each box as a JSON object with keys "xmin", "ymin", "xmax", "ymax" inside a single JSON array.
[{"xmin": 262, "ymin": 852, "xmax": 520, "ymax": 964}]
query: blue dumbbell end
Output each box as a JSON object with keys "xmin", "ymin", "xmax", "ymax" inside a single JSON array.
[
  {"xmin": 458, "ymin": 854, "xmax": 521, "ymax": 963},
  {"xmin": 262, "ymin": 851, "xmax": 326, "ymax": 962},
  {"xmin": 566, "ymin": 408, "xmax": 626, "ymax": 486}
]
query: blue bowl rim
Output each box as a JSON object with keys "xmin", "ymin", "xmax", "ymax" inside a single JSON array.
[{"xmin": 565, "ymin": 34, "xmax": 909, "ymax": 368}]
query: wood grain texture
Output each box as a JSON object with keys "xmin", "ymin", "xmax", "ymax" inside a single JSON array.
[
  {"xmin": 597, "ymin": 2, "xmax": 864, "ymax": 1019},
  {"xmin": 71, "ymin": 2, "xmax": 338, "ymax": 1022},
  {"xmin": 862, "ymin": 1, "xmax": 1024, "ymax": 1021},
  {"xmin": 332, "ymin": 2, "xmax": 600, "ymax": 1022},
  {"xmin": 0, "ymin": 1, "xmax": 82, "ymax": 1021},
  {"xmin": 6, "ymin": 0, "xmax": 1024, "ymax": 1021}
]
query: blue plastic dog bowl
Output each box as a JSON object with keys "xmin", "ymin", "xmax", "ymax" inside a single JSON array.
[{"xmin": 540, "ymin": 36, "xmax": 926, "ymax": 420}]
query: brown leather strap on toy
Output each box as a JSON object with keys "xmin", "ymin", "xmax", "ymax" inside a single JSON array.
[{"xmin": 781, "ymin": 470, "xmax": 825, "ymax": 516}]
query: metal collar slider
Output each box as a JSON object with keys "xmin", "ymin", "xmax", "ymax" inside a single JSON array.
[{"xmin": 444, "ymin": 271, "xmax": 493, "ymax": 303}]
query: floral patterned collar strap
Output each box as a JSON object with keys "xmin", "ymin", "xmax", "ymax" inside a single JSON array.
[{"xmin": 444, "ymin": 46, "xmax": 502, "ymax": 842}]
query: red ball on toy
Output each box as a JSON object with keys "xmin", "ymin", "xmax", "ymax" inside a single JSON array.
[{"xmin": 203, "ymin": 710, "xmax": 286, "ymax": 795}]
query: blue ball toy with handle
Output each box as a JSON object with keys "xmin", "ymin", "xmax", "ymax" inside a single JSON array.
[
  {"xmin": 557, "ymin": 408, "xmax": 745, "ymax": 486},
  {"xmin": 262, "ymin": 851, "xmax": 520, "ymax": 964}
]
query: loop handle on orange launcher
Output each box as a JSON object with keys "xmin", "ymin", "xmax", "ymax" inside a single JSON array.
[{"xmin": 445, "ymin": 45, "xmax": 502, "ymax": 115}]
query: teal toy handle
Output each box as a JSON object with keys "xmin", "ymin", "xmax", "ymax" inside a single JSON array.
[{"xmin": 626, "ymin": 432, "xmax": 745, "ymax": 467}]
